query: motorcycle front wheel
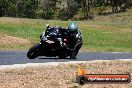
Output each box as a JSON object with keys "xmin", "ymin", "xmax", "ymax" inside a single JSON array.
[{"xmin": 27, "ymin": 43, "xmax": 40, "ymax": 59}]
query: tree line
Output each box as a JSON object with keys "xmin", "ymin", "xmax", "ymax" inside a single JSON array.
[{"xmin": 0, "ymin": 0, "xmax": 132, "ymax": 20}]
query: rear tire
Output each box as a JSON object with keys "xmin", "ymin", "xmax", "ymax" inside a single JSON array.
[
  {"xmin": 70, "ymin": 44, "xmax": 82, "ymax": 59},
  {"xmin": 58, "ymin": 55, "xmax": 66, "ymax": 59},
  {"xmin": 27, "ymin": 43, "xmax": 40, "ymax": 59},
  {"xmin": 70, "ymin": 51, "xmax": 77, "ymax": 59}
]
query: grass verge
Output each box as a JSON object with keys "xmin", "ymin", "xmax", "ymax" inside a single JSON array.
[{"xmin": 0, "ymin": 9, "xmax": 132, "ymax": 52}]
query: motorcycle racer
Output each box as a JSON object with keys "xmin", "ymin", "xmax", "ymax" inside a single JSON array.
[
  {"xmin": 38, "ymin": 23, "xmax": 82, "ymax": 59},
  {"xmin": 66, "ymin": 22, "xmax": 83, "ymax": 59},
  {"xmin": 45, "ymin": 22, "xmax": 82, "ymax": 59}
]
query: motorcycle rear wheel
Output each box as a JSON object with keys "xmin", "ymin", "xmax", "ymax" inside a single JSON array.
[{"xmin": 58, "ymin": 55, "xmax": 66, "ymax": 59}]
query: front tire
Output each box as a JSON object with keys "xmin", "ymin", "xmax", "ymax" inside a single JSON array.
[{"xmin": 27, "ymin": 43, "xmax": 40, "ymax": 59}]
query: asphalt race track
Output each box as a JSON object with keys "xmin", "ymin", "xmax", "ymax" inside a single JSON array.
[{"xmin": 0, "ymin": 51, "xmax": 132, "ymax": 65}]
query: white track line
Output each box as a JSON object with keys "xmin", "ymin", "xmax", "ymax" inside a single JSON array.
[{"xmin": 0, "ymin": 59, "xmax": 132, "ymax": 70}]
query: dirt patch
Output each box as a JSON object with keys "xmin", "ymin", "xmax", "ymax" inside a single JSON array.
[
  {"xmin": 0, "ymin": 34, "xmax": 31, "ymax": 45},
  {"xmin": 0, "ymin": 60, "xmax": 132, "ymax": 88}
]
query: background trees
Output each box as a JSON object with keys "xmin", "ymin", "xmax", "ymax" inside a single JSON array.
[{"xmin": 0, "ymin": 0, "xmax": 131, "ymax": 20}]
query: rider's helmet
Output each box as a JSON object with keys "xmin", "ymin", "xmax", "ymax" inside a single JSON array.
[{"xmin": 68, "ymin": 22, "xmax": 78, "ymax": 35}]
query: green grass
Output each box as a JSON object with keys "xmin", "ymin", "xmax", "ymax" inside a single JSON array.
[{"xmin": 0, "ymin": 9, "xmax": 132, "ymax": 52}]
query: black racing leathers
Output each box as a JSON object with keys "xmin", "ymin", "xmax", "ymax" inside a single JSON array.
[
  {"xmin": 44, "ymin": 26, "xmax": 83, "ymax": 59},
  {"xmin": 57, "ymin": 28, "xmax": 83, "ymax": 59},
  {"xmin": 66, "ymin": 29, "xmax": 82, "ymax": 59}
]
